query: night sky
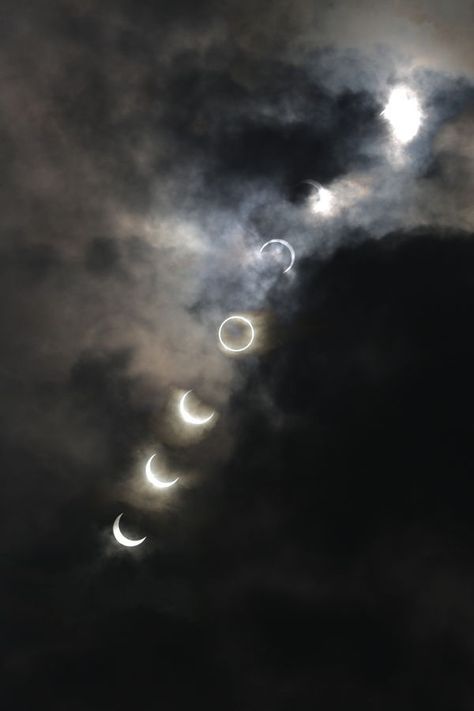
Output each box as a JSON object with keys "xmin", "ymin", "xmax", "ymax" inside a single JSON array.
[{"xmin": 1, "ymin": 1, "xmax": 474, "ymax": 709}]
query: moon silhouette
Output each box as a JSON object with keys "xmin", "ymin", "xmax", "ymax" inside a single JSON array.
[
  {"xmin": 218, "ymin": 315, "xmax": 255, "ymax": 353},
  {"xmin": 145, "ymin": 453, "xmax": 179, "ymax": 489},
  {"xmin": 260, "ymin": 239, "xmax": 295, "ymax": 273},
  {"xmin": 112, "ymin": 513, "xmax": 146, "ymax": 547},
  {"xmin": 179, "ymin": 390, "xmax": 215, "ymax": 426}
]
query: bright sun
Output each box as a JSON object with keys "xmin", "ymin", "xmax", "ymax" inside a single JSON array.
[{"xmin": 381, "ymin": 86, "xmax": 422, "ymax": 144}]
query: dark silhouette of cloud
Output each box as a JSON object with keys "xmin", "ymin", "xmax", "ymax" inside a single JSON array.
[{"xmin": 4, "ymin": 229, "xmax": 474, "ymax": 709}]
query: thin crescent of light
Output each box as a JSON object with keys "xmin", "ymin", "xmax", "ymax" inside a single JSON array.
[
  {"xmin": 259, "ymin": 239, "xmax": 295, "ymax": 273},
  {"xmin": 304, "ymin": 179, "xmax": 321, "ymax": 190},
  {"xmin": 218, "ymin": 315, "xmax": 255, "ymax": 353},
  {"xmin": 112, "ymin": 513, "xmax": 146, "ymax": 547},
  {"xmin": 145, "ymin": 453, "xmax": 179, "ymax": 489},
  {"xmin": 179, "ymin": 390, "xmax": 215, "ymax": 426}
]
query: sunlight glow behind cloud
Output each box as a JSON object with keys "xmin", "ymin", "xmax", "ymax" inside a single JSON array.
[{"xmin": 381, "ymin": 86, "xmax": 423, "ymax": 144}]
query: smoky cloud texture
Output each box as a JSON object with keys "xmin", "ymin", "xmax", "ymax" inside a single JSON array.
[
  {"xmin": 0, "ymin": 0, "xmax": 471, "ymax": 540},
  {"xmin": 0, "ymin": 1, "xmax": 474, "ymax": 708},
  {"xmin": 5, "ymin": 227, "xmax": 474, "ymax": 710}
]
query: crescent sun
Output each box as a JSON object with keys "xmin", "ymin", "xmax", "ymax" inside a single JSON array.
[
  {"xmin": 145, "ymin": 453, "xmax": 179, "ymax": 489},
  {"xmin": 260, "ymin": 239, "xmax": 295, "ymax": 273},
  {"xmin": 179, "ymin": 390, "xmax": 215, "ymax": 426},
  {"xmin": 112, "ymin": 513, "xmax": 146, "ymax": 547}
]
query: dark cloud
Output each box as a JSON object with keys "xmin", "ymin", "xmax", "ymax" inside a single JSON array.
[
  {"xmin": 4, "ymin": 229, "xmax": 474, "ymax": 709},
  {"xmin": 194, "ymin": 228, "xmax": 474, "ymax": 708},
  {"xmin": 84, "ymin": 237, "xmax": 122, "ymax": 273}
]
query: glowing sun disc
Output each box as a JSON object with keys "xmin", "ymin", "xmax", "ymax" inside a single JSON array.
[
  {"xmin": 381, "ymin": 86, "xmax": 422, "ymax": 144},
  {"xmin": 305, "ymin": 180, "xmax": 333, "ymax": 215},
  {"xmin": 218, "ymin": 315, "xmax": 255, "ymax": 352}
]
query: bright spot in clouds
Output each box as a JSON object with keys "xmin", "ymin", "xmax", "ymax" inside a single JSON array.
[
  {"xmin": 307, "ymin": 181, "xmax": 334, "ymax": 215},
  {"xmin": 381, "ymin": 86, "xmax": 422, "ymax": 144}
]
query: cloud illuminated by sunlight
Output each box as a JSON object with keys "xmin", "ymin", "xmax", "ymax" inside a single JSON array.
[{"xmin": 307, "ymin": 182, "xmax": 334, "ymax": 215}]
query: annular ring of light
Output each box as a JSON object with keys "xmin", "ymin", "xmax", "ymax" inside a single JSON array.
[
  {"xmin": 218, "ymin": 315, "xmax": 255, "ymax": 353},
  {"xmin": 260, "ymin": 239, "xmax": 295, "ymax": 273}
]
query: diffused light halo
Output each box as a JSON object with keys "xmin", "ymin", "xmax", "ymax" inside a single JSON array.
[
  {"xmin": 381, "ymin": 86, "xmax": 422, "ymax": 144},
  {"xmin": 179, "ymin": 390, "xmax": 215, "ymax": 426},
  {"xmin": 304, "ymin": 180, "xmax": 334, "ymax": 215},
  {"xmin": 218, "ymin": 315, "xmax": 255, "ymax": 352},
  {"xmin": 112, "ymin": 513, "xmax": 146, "ymax": 547},
  {"xmin": 259, "ymin": 239, "xmax": 295, "ymax": 273},
  {"xmin": 145, "ymin": 453, "xmax": 179, "ymax": 489}
]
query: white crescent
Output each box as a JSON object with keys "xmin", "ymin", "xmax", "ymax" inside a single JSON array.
[
  {"xmin": 112, "ymin": 513, "xmax": 146, "ymax": 547},
  {"xmin": 145, "ymin": 453, "xmax": 179, "ymax": 489},
  {"xmin": 260, "ymin": 239, "xmax": 295, "ymax": 273},
  {"xmin": 179, "ymin": 390, "xmax": 215, "ymax": 426},
  {"xmin": 218, "ymin": 315, "xmax": 255, "ymax": 353}
]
